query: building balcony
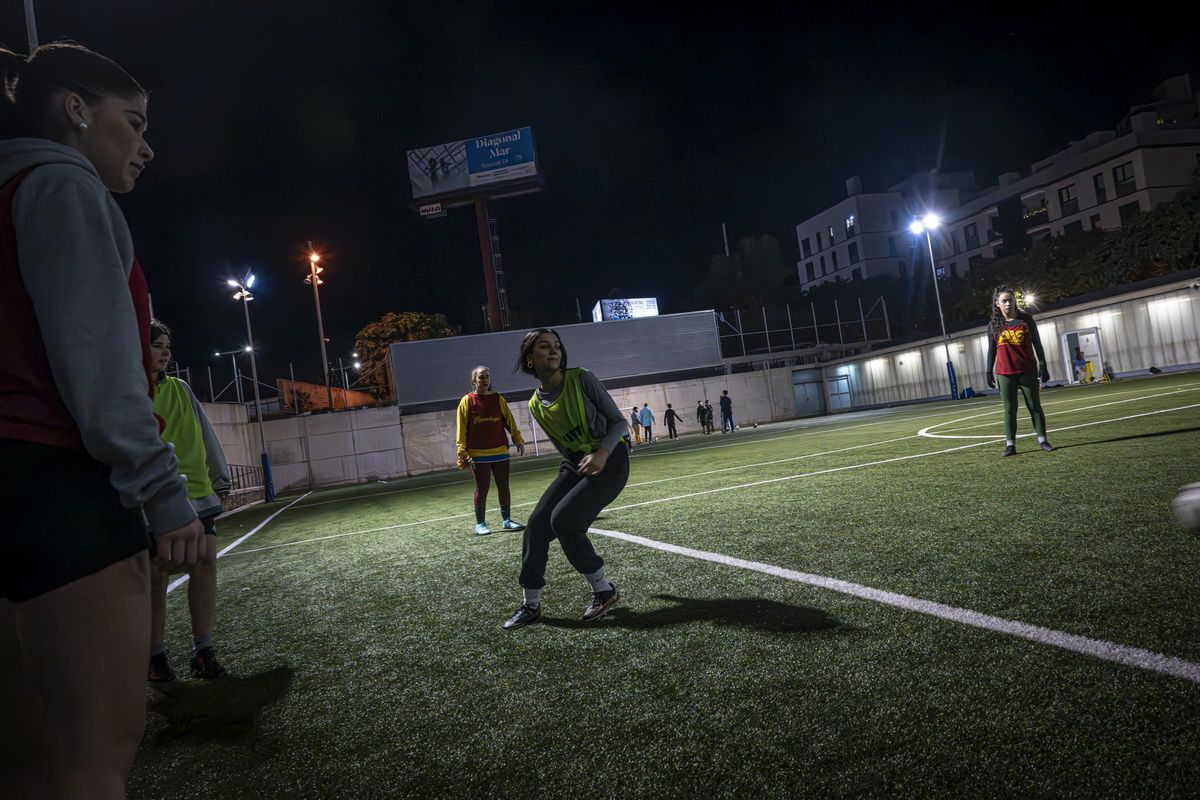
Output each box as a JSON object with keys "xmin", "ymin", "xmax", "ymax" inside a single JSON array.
[{"xmin": 1022, "ymin": 206, "xmax": 1048, "ymax": 224}]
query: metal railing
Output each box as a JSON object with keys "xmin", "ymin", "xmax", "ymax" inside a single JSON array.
[{"xmin": 228, "ymin": 464, "xmax": 265, "ymax": 491}]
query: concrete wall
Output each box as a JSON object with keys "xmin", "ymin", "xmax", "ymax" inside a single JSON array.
[
  {"xmin": 203, "ymin": 365, "xmax": 800, "ymax": 490},
  {"xmin": 200, "ymin": 401, "xmax": 254, "ymax": 468}
]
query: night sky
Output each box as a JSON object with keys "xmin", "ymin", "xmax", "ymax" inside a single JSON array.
[{"xmin": 2, "ymin": 3, "xmax": 1197, "ymax": 390}]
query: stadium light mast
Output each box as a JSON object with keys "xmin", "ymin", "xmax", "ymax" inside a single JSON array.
[
  {"xmin": 910, "ymin": 214, "xmax": 958, "ymax": 399},
  {"xmin": 22, "ymin": 0, "xmax": 38, "ymax": 53},
  {"xmin": 304, "ymin": 243, "xmax": 335, "ymax": 410},
  {"xmin": 229, "ymin": 273, "xmax": 276, "ymax": 501}
]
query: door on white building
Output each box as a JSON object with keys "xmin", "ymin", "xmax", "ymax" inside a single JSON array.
[
  {"xmin": 1062, "ymin": 328, "xmax": 1104, "ymax": 384},
  {"xmin": 826, "ymin": 375, "xmax": 851, "ymax": 411},
  {"xmin": 792, "ymin": 369, "xmax": 826, "ymax": 416}
]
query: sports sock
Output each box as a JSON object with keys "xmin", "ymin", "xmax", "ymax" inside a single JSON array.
[
  {"xmin": 522, "ymin": 588, "xmax": 542, "ymax": 608},
  {"xmin": 584, "ymin": 568, "xmax": 613, "ymax": 593}
]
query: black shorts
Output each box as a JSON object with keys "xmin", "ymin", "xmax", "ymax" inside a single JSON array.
[{"xmin": 0, "ymin": 438, "xmax": 151, "ymax": 603}]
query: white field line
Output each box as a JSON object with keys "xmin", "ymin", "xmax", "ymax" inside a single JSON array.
[
  {"xmin": 588, "ymin": 527, "xmax": 1200, "ymax": 685},
  {"xmin": 166, "ymin": 492, "xmax": 313, "ymax": 594},
  {"xmin": 219, "ymin": 402, "xmax": 1199, "ymax": 559},
  {"xmin": 286, "ymin": 401, "xmax": 975, "ymax": 512},
  {"xmin": 918, "ymin": 385, "xmax": 1200, "ymax": 439}
]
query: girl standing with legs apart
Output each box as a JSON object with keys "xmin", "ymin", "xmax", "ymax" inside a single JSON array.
[
  {"xmin": 504, "ymin": 329, "xmax": 630, "ymax": 630},
  {"xmin": 456, "ymin": 365, "xmax": 526, "ymax": 536},
  {"xmin": 986, "ymin": 287, "xmax": 1054, "ymax": 456},
  {"xmin": 0, "ymin": 44, "xmax": 203, "ymax": 799}
]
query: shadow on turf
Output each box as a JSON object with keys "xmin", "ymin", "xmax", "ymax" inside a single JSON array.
[
  {"xmin": 147, "ymin": 666, "xmax": 294, "ymax": 747},
  {"xmin": 540, "ymin": 594, "xmax": 845, "ymax": 633},
  {"xmin": 1050, "ymin": 425, "xmax": 1200, "ymax": 451}
]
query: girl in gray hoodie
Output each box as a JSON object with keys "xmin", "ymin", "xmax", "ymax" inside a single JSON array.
[{"xmin": 0, "ymin": 43, "xmax": 203, "ymax": 799}]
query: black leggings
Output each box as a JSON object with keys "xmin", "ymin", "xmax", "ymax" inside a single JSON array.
[
  {"xmin": 471, "ymin": 459, "xmax": 511, "ymax": 523},
  {"xmin": 519, "ymin": 443, "xmax": 629, "ymax": 590}
]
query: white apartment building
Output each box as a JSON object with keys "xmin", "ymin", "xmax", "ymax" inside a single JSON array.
[{"xmin": 796, "ymin": 75, "xmax": 1200, "ymax": 290}]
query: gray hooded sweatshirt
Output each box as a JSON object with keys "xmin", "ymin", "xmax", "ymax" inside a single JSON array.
[{"xmin": 0, "ymin": 138, "xmax": 196, "ymax": 534}]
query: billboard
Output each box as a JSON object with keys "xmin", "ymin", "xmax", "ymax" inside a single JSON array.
[
  {"xmin": 407, "ymin": 127, "xmax": 539, "ymax": 203},
  {"xmin": 388, "ymin": 311, "xmax": 723, "ymax": 408},
  {"xmin": 591, "ymin": 298, "xmax": 660, "ymax": 322}
]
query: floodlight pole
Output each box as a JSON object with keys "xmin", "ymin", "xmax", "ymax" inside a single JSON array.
[
  {"xmin": 924, "ymin": 229, "xmax": 958, "ymax": 400},
  {"xmin": 474, "ymin": 197, "xmax": 509, "ymax": 331},
  {"xmin": 23, "ymin": 0, "xmax": 38, "ymax": 53}
]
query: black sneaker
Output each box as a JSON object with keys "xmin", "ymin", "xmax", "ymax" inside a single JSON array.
[
  {"xmin": 503, "ymin": 604, "xmax": 542, "ymax": 630},
  {"xmin": 148, "ymin": 651, "xmax": 178, "ymax": 683},
  {"xmin": 1002, "ymin": 445, "xmax": 1017, "ymax": 457},
  {"xmin": 1039, "ymin": 441, "xmax": 1055, "ymax": 452},
  {"xmin": 582, "ymin": 584, "xmax": 620, "ymax": 621},
  {"xmin": 190, "ymin": 646, "xmax": 228, "ymax": 680}
]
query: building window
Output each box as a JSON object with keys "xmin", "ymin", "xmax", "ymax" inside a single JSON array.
[
  {"xmin": 1113, "ymin": 162, "xmax": 1136, "ymax": 197},
  {"xmin": 949, "ymin": 263, "xmax": 959, "ymax": 279},
  {"xmin": 844, "ymin": 215, "xmax": 857, "ymax": 237},
  {"xmin": 1063, "ymin": 220, "xmax": 1084, "ymax": 235},
  {"xmin": 827, "ymin": 225, "xmax": 835, "ymax": 244},
  {"xmin": 801, "ymin": 237, "xmax": 812, "ymax": 258},
  {"xmin": 805, "ymin": 261, "xmax": 815, "ymax": 282},
  {"xmin": 816, "ymin": 230, "xmax": 823, "ymax": 250},
  {"xmin": 898, "ymin": 261, "xmax": 907, "ymax": 278},
  {"xmin": 890, "ymin": 209, "xmax": 901, "ymax": 231},
  {"xmin": 1093, "ymin": 173, "xmax": 1107, "ymax": 204},
  {"xmin": 964, "ymin": 222, "xmax": 980, "ymax": 250},
  {"xmin": 820, "ymin": 255, "xmax": 827, "ymax": 275},
  {"xmin": 1089, "ymin": 214, "xmax": 1102, "ymax": 230},
  {"xmin": 1118, "ymin": 201, "xmax": 1141, "ymax": 224},
  {"xmin": 848, "ymin": 242, "xmax": 860, "ymax": 263},
  {"xmin": 968, "ymin": 255, "xmax": 983, "ymax": 269},
  {"xmin": 851, "ymin": 267, "xmax": 862, "ymax": 280},
  {"xmin": 831, "ymin": 250, "xmax": 839, "ymax": 269},
  {"xmin": 952, "ymin": 230, "xmax": 961, "ymax": 254},
  {"xmin": 888, "ymin": 236, "xmax": 897, "ymax": 257},
  {"xmin": 1058, "ymin": 184, "xmax": 1079, "ymax": 216}
]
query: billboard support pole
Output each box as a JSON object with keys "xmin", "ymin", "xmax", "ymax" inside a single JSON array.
[{"xmin": 474, "ymin": 198, "xmax": 503, "ymax": 332}]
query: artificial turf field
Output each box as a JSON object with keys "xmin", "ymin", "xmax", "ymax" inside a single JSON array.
[{"xmin": 131, "ymin": 372, "xmax": 1200, "ymax": 799}]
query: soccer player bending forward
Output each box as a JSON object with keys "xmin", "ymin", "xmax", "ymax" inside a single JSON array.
[{"xmin": 503, "ymin": 328, "xmax": 630, "ymax": 630}]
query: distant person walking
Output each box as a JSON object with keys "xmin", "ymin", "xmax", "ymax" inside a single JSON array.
[
  {"xmin": 720, "ymin": 390, "xmax": 735, "ymax": 433},
  {"xmin": 704, "ymin": 400, "xmax": 715, "ymax": 434},
  {"xmin": 639, "ymin": 403, "xmax": 655, "ymax": 443},
  {"xmin": 664, "ymin": 404, "xmax": 683, "ymax": 440},
  {"xmin": 629, "ymin": 407, "xmax": 642, "ymax": 445},
  {"xmin": 696, "ymin": 401, "xmax": 706, "ymax": 434}
]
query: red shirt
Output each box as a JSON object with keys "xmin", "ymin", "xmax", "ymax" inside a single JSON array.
[
  {"xmin": 0, "ymin": 168, "xmax": 156, "ymax": 449},
  {"xmin": 993, "ymin": 319, "xmax": 1039, "ymax": 376},
  {"xmin": 465, "ymin": 393, "xmax": 509, "ymax": 452}
]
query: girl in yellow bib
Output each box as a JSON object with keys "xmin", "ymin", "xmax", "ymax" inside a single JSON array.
[{"xmin": 502, "ymin": 329, "xmax": 630, "ymax": 630}]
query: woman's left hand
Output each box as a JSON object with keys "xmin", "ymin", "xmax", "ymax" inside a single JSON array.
[
  {"xmin": 515, "ymin": 442, "xmax": 525, "ymax": 456},
  {"xmin": 576, "ymin": 448, "xmax": 609, "ymax": 476}
]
